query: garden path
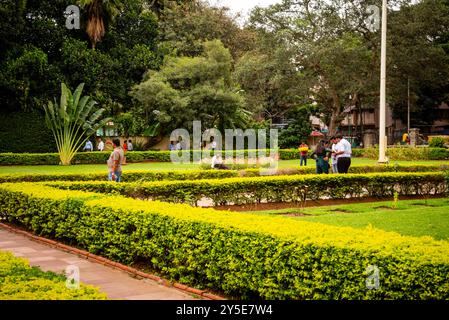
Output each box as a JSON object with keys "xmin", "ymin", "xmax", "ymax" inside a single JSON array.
[{"xmin": 0, "ymin": 227, "xmax": 198, "ymax": 300}]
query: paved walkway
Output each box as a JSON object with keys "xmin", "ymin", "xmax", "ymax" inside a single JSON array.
[{"xmin": 0, "ymin": 228, "xmax": 197, "ymax": 300}]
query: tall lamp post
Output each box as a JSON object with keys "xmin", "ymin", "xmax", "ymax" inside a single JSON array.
[{"xmin": 378, "ymin": 0, "xmax": 388, "ymax": 163}]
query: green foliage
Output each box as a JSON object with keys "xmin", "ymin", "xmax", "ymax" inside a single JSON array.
[
  {"xmin": 0, "ymin": 111, "xmax": 57, "ymax": 153},
  {"xmin": 158, "ymin": 1, "xmax": 256, "ymax": 59},
  {"xmin": 0, "ymin": 251, "xmax": 107, "ymax": 300},
  {"xmin": 43, "ymin": 83, "xmax": 110, "ymax": 165},
  {"xmin": 130, "ymin": 40, "xmax": 250, "ymax": 134},
  {"xmin": 429, "ymin": 137, "xmax": 446, "ymax": 148},
  {"xmin": 362, "ymin": 147, "xmax": 449, "ymax": 161},
  {"xmin": 279, "ymin": 105, "xmax": 315, "ymax": 148},
  {"xmin": 1, "ymin": 182, "xmax": 448, "ymax": 299},
  {"xmin": 47, "ymin": 172, "xmax": 447, "ymax": 206},
  {"xmin": 1, "ymin": 148, "xmax": 448, "ymax": 166},
  {"xmin": 0, "ymin": 0, "xmax": 160, "ymax": 113},
  {"xmin": 2, "ymin": 164, "xmax": 448, "ymax": 183}
]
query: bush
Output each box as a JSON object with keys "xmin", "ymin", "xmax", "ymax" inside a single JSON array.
[
  {"xmin": 0, "ymin": 251, "xmax": 107, "ymax": 300},
  {"xmin": 0, "ymin": 111, "xmax": 56, "ymax": 153},
  {"xmin": 2, "ymin": 164, "xmax": 448, "ymax": 183},
  {"xmin": 362, "ymin": 147, "xmax": 449, "ymax": 160},
  {"xmin": 0, "ymin": 170, "xmax": 238, "ymax": 183},
  {"xmin": 1, "ymin": 183, "xmax": 448, "ymax": 299},
  {"xmin": 429, "ymin": 137, "xmax": 446, "ymax": 148},
  {"xmin": 1, "ymin": 147, "xmax": 448, "ymax": 166},
  {"xmin": 0, "ymin": 151, "xmax": 171, "ymax": 166},
  {"xmin": 47, "ymin": 172, "xmax": 447, "ymax": 206}
]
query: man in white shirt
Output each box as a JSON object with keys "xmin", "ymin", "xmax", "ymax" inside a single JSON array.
[
  {"xmin": 211, "ymin": 154, "xmax": 229, "ymax": 170},
  {"xmin": 333, "ymin": 134, "xmax": 352, "ymax": 174},
  {"xmin": 209, "ymin": 136, "xmax": 217, "ymax": 150},
  {"xmin": 97, "ymin": 138, "xmax": 105, "ymax": 151},
  {"xmin": 127, "ymin": 140, "xmax": 133, "ymax": 151},
  {"xmin": 83, "ymin": 140, "xmax": 93, "ymax": 152}
]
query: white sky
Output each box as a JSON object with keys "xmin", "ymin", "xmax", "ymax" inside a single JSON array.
[{"xmin": 209, "ymin": 0, "xmax": 282, "ymax": 16}]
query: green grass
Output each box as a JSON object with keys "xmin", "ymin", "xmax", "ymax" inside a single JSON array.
[
  {"xmin": 0, "ymin": 162, "xmax": 200, "ymax": 174},
  {"xmin": 246, "ymin": 198, "xmax": 449, "ymax": 241},
  {"xmin": 0, "ymin": 158, "xmax": 447, "ymax": 175}
]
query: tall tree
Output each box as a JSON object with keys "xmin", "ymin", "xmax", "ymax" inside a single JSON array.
[
  {"xmin": 130, "ymin": 40, "xmax": 249, "ymax": 135},
  {"xmin": 249, "ymin": 0, "xmax": 384, "ymax": 134},
  {"xmin": 158, "ymin": 0, "xmax": 257, "ymax": 59},
  {"xmin": 77, "ymin": 0, "xmax": 124, "ymax": 48}
]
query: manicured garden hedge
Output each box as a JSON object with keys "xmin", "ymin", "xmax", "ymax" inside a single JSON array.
[
  {"xmin": 0, "ymin": 169, "xmax": 238, "ymax": 183},
  {"xmin": 0, "ymin": 111, "xmax": 56, "ymax": 153},
  {"xmin": 47, "ymin": 172, "xmax": 447, "ymax": 206},
  {"xmin": 0, "ymin": 250, "xmax": 107, "ymax": 300},
  {"xmin": 1, "ymin": 164, "xmax": 447, "ymax": 183},
  {"xmin": 362, "ymin": 147, "xmax": 449, "ymax": 160},
  {"xmin": 1, "ymin": 147, "xmax": 447, "ymax": 165},
  {"xmin": 0, "ymin": 183, "xmax": 448, "ymax": 299}
]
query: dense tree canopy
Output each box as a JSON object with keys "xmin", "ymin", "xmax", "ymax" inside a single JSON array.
[
  {"xmin": 130, "ymin": 40, "xmax": 249, "ymax": 135},
  {"xmin": 1, "ymin": 0, "xmax": 448, "ymax": 150}
]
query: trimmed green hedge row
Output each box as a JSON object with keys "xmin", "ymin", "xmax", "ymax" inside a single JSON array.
[
  {"xmin": 1, "ymin": 164, "xmax": 448, "ymax": 183},
  {"xmin": 0, "ymin": 250, "xmax": 107, "ymax": 300},
  {"xmin": 1, "ymin": 183, "xmax": 448, "ymax": 299},
  {"xmin": 1, "ymin": 147, "xmax": 447, "ymax": 165},
  {"xmin": 0, "ymin": 170, "xmax": 237, "ymax": 183},
  {"xmin": 362, "ymin": 147, "xmax": 449, "ymax": 160},
  {"xmin": 48, "ymin": 172, "xmax": 447, "ymax": 206}
]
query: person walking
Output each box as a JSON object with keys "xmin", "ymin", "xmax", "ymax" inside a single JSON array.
[
  {"xmin": 298, "ymin": 141, "xmax": 309, "ymax": 166},
  {"xmin": 83, "ymin": 140, "xmax": 93, "ymax": 152},
  {"xmin": 97, "ymin": 138, "xmax": 105, "ymax": 152},
  {"xmin": 127, "ymin": 139, "xmax": 133, "ymax": 151},
  {"xmin": 334, "ymin": 134, "xmax": 352, "ymax": 174},
  {"xmin": 330, "ymin": 136, "xmax": 338, "ymax": 173},
  {"xmin": 107, "ymin": 138, "xmax": 124, "ymax": 182},
  {"xmin": 122, "ymin": 140, "xmax": 128, "ymax": 165},
  {"xmin": 311, "ymin": 140, "xmax": 330, "ymax": 174}
]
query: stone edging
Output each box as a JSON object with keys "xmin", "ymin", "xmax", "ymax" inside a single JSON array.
[{"xmin": 0, "ymin": 222, "xmax": 225, "ymax": 300}]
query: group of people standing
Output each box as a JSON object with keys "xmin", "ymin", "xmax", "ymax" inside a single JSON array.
[
  {"xmin": 298, "ymin": 134, "xmax": 352, "ymax": 174},
  {"xmin": 83, "ymin": 138, "xmax": 133, "ymax": 152}
]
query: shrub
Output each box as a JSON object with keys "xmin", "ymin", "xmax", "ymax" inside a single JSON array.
[
  {"xmin": 1, "ymin": 164, "xmax": 448, "ymax": 184},
  {"xmin": 0, "ymin": 250, "xmax": 107, "ymax": 300},
  {"xmin": 46, "ymin": 172, "xmax": 447, "ymax": 206},
  {"xmin": 1, "ymin": 183, "xmax": 448, "ymax": 299},
  {"xmin": 429, "ymin": 137, "xmax": 446, "ymax": 148},
  {"xmin": 0, "ymin": 111, "xmax": 56, "ymax": 153},
  {"xmin": 0, "ymin": 170, "xmax": 238, "ymax": 183},
  {"xmin": 362, "ymin": 147, "xmax": 449, "ymax": 160}
]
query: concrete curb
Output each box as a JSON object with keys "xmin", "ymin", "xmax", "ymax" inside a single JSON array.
[{"xmin": 0, "ymin": 222, "xmax": 226, "ymax": 300}]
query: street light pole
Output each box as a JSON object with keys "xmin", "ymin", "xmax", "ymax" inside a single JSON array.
[
  {"xmin": 407, "ymin": 77, "xmax": 410, "ymax": 133},
  {"xmin": 378, "ymin": 0, "xmax": 388, "ymax": 163}
]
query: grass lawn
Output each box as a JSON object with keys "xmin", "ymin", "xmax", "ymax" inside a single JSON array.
[
  {"xmin": 246, "ymin": 198, "xmax": 449, "ymax": 241},
  {"xmin": 0, "ymin": 158, "xmax": 447, "ymax": 175}
]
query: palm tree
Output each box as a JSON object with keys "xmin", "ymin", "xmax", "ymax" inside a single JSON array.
[
  {"xmin": 77, "ymin": 0, "xmax": 123, "ymax": 49},
  {"xmin": 44, "ymin": 83, "xmax": 111, "ymax": 165}
]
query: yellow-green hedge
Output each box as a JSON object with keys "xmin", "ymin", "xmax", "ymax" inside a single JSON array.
[
  {"xmin": 1, "ymin": 183, "xmax": 448, "ymax": 299},
  {"xmin": 1, "ymin": 164, "xmax": 448, "ymax": 183},
  {"xmin": 46, "ymin": 172, "xmax": 447, "ymax": 206},
  {"xmin": 0, "ymin": 250, "xmax": 107, "ymax": 300}
]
